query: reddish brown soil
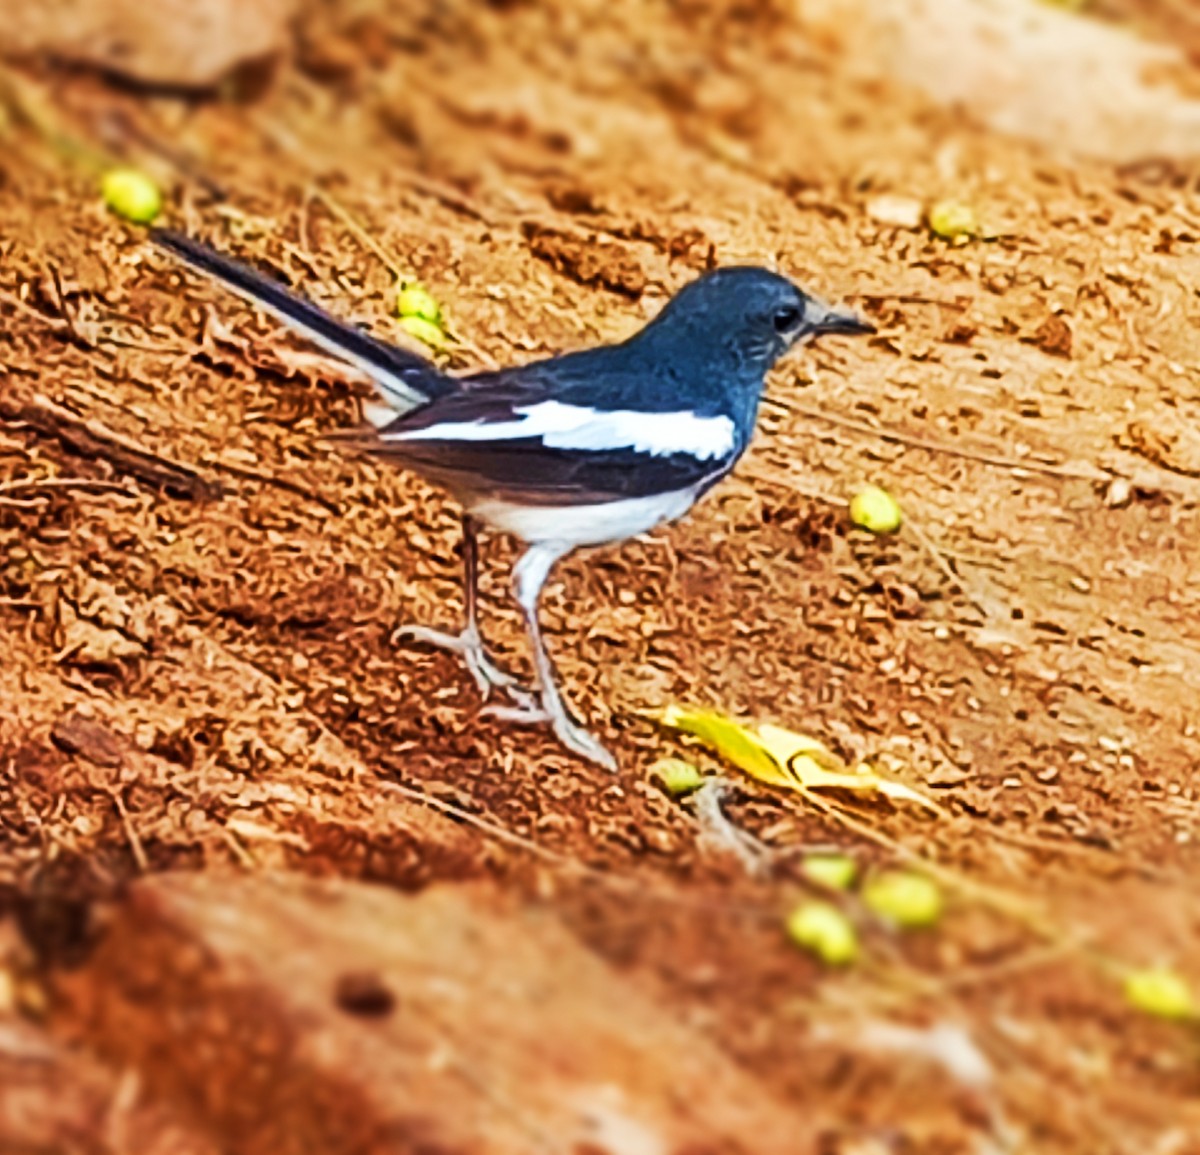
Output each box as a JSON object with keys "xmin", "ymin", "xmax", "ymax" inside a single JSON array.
[{"xmin": 2, "ymin": 2, "xmax": 1200, "ymax": 1151}]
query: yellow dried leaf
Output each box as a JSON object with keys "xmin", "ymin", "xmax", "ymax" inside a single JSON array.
[
  {"xmin": 756, "ymin": 723, "xmax": 846, "ymax": 773},
  {"xmin": 759, "ymin": 723, "xmax": 944, "ymax": 814},
  {"xmin": 656, "ymin": 705, "xmax": 787, "ymax": 786},
  {"xmin": 654, "ymin": 708, "xmax": 944, "ymax": 814}
]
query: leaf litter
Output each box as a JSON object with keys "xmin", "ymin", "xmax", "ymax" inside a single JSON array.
[{"xmin": 653, "ymin": 704, "xmax": 946, "ymax": 815}]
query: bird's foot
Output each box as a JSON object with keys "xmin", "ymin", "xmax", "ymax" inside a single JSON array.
[
  {"xmin": 393, "ymin": 624, "xmax": 535, "ymax": 705},
  {"xmin": 483, "ymin": 699, "xmax": 618, "ymax": 772},
  {"xmin": 552, "ymin": 716, "xmax": 618, "ymax": 771}
]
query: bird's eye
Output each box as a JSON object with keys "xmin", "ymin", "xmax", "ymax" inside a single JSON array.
[{"xmin": 773, "ymin": 305, "xmax": 802, "ymax": 333}]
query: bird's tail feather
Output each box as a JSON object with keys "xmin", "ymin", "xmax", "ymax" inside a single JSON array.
[{"xmin": 150, "ymin": 228, "xmax": 452, "ymax": 414}]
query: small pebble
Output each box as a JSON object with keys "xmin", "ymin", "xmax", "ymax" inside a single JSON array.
[
  {"xmin": 335, "ymin": 971, "xmax": 397, "ymax": 1017},
  {"xmin": 866, "ymin": 194, "xmax": 923, "ymax": 229},
  {"xmin": 1106, "ymin": 478, "xmax": 1132, "ymax": 507}
]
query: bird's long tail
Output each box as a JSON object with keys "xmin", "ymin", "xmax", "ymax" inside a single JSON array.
[{"xmin": 150, "ymin": 229, "xmax": 452, "ymax": 415}]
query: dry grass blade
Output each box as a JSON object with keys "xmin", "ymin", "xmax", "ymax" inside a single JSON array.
[
  {"xmin": 0, "ymin": 393, "xmax": 220, "ymax": 501},
  {"xmin": 199, "ymin": 453, "xmax": 340, "ymax": 515},
  {"xmin": 0, "ymin": 477, "xmax": 137, "ymax": 499},
  {"xmin": 781, "ymin": 400, "xmax": 1110, "ymax": 484},
  {"xmin": 308, "ymin": 184, "xmax": 403, "ymax": 279}
]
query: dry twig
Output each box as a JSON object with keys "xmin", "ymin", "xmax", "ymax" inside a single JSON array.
[
  {"xmin": 776, "ymin": 399, "xmax": 1110, "ymax": 484},
  {"xmin": 0, "ymin": 394, "xmax": 220, "ymax": 501},
  {"xmin": 200, "ymin": 453, "xmax": 341, "ymax": 515},
  {"xmin": 0, "ymin": 477, "xmax": 137, "ymax": 499},
  {"xmin": 109, "ymin": 790, "xmax": 149, "ymax": 873}
]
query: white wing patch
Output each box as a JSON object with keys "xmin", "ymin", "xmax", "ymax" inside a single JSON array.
[{"xmin": 385, "ymin": 400, "xmax": 736, "ymax": 461}]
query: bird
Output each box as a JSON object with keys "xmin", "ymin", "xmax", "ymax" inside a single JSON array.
[{"xmin": 149, "ymin": 229, "xmax": 873, "ymax": 770}]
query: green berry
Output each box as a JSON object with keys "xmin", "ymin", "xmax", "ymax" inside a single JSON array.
[
  {"xmin": 848, "ymin": 485, "xmax": 902, "ymax": 534},
  {"xmin": 927, "ymin": 200, "xmax": 980, "ymax": 242},
  {"xmin": 1124, "ymin": 969, "xmax": 1194, "ymax": 1022},
  {"xmin": 801, "ymin": 853, "xmax": 858, "ymax": 891},
  {"xmin": 396, "ymin": 282, "xmax": 443, "ymax": 325},
  {"xmin": 785, "ymin": 901, "xmax": 859, "ymax": 966},
  {"xmin": 863, "ymin": 870, "xmax": 943, "ymax": 929},
  {"xmin": 101, "ymin": 168, "xmax": 162, "ymax": 225},
  {"xmin": 398, "ymin": 314, "xmax": 448, "ymax": 349},
  {"xmin": 649, "ymin": 758, "xmax": 706, "ymax": 797}
]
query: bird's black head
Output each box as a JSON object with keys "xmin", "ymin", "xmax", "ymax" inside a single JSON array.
[
  {"xmin": 617, "ymin": 266, "xmax": 871, "ymax": 431},
  {"xmin": 649, "ymin": 266, "xmax": 873, "ymax": 375},
  {"xmin": 616, "ymin": 265, "xmax": 873, "ymax": 440}
]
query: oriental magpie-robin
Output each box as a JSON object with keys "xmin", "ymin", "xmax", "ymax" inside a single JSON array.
[{"xmin": 150, "ymin": 229, "xmax": 872, "ymax": 769}]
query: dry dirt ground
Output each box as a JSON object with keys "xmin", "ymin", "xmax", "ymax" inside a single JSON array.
[{"xmin": 2, "ymin": 1, "xmax": 1200, "ymax": 1152}]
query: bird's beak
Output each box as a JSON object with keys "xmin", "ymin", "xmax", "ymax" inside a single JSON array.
[{"xmin": 813, "ymin": 302, "xmax": 875, "ymax": 337}]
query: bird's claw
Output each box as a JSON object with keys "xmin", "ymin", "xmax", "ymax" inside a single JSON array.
[
  {"xmin": 483, "ymin": 699, "xmax": 618, "ymax": 772},
  {"xmin": 394, "ymin": 624, "xmax": 617, "ymax": 770},
  {"xmin": 393, "ymin": 624, "xmax": 533, "ymax": 704},
  {"xmin": 481, "ymin": 701, "xmax": 551, "ymax": 724}
]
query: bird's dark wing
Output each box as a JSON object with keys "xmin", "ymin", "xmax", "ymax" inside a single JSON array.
[
  {"xmin": 362, "ymin": 438, "xmax": 734, "ymax": 506},
  {"xmin": 150, "ymin": 229, "xmax": 454, "ymax": 411},
  {"xmin": 333, "ymin": 362, "xmax": 742, "ymax": 505}
]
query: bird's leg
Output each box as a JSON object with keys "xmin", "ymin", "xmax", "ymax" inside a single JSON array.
[
  {"xmin": 394, "ymin": 515, "xmax": 533, "ymax": 703},
  {"xmin": 485, "ymin": 542, "xmax": 617, "ymax": 771}
]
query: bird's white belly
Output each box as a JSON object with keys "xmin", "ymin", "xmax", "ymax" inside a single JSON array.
[{"xmin": 469, "ymin": 486, "xmax": 701, "ymax": 547}]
